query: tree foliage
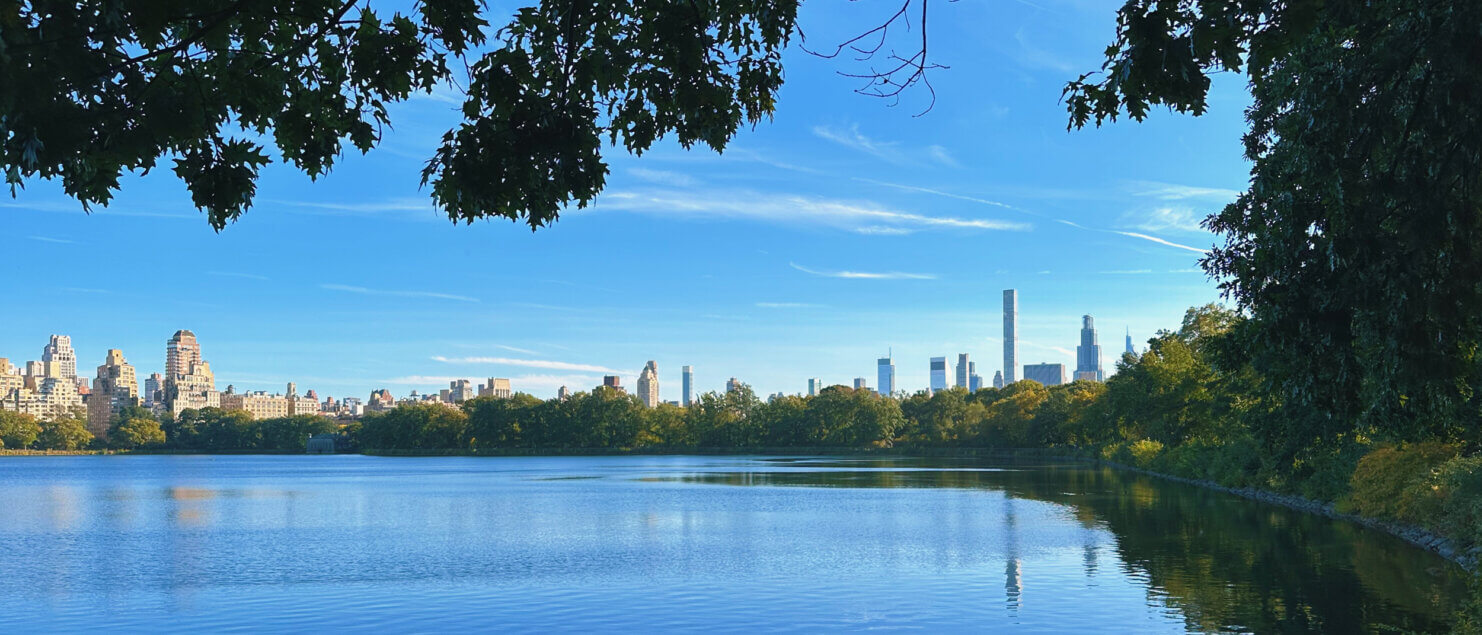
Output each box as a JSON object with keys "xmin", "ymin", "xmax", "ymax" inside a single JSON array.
[
  {"xmin": 2, "ymin": 0, "xmax": 795, "ymax": 229},
  {"xmin": 37, "ymin": 416, "xmax": 94, "ymax": 450},
  {"xmin": 1067, "ymin": 0, "xmax": 1482, "ymax": 459},
  {"xmin": 0, "ymin": 410, "xmax": 42, "ymax": 449}
]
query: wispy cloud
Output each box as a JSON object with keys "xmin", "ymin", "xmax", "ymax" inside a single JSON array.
[
  {"xmin": 1013, "ymin": 28, "xmax": 1077, "ymax": 72},
  {"xmin": 431, "ymin": 355, "xmax": 623, "ymax": 374},
  {"xmin": 811, "ymin": 124, "xmax": 959, "ymax": 167},
  {"xmin": 790, "ymin": 262, "xmax": 937, "ymax": 280},
  {"xmin": 627, "ymin": 167, "xmax": 696, "ymax": 187},
  {"xmin": 1130, "ymin": 181, "xmax": 1242, "ymax": 201},
  {"xmin": 209, "ymin": 271, "xmax": 271, "ymax": 281},
  {"xmin": 756, "ymin": 302, "xmax": 825, "ymax": 309},
  {"xmin": 1111, "ymin": 230, "xmax": 1210, "ymax": 254},
  {"xmin": 320, "ymin": 283, "xmax": 479, "ymax": 303},
  {"xmin": 496, "ymin": 344, "xmax": 542, "ymax": 355},
  {"xmin": 599, "ymin": 190, "xmax": 1030, "ymax": 234},
  {"xmin": 28, "ymin": 235, "xmax": 75, "ymax": 244},
  {"xmin": 1122, "ymin": 207, "xmax": 1208, "ymax": 234},
  {"xmin": 859, "ymin": 177, "xmax": 1210, "ymax": 255},
  {"xmin": 269, "ymin": 198, "xmax": 437, "ymax": 219}
]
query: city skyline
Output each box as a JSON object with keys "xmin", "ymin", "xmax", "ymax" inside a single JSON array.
[
  {"xmin": 0, "ymin": 0, "xmax": 1239, "ymax": 401},
  {"xmin": 2, "ymin": 304, "xmax": 1140, "ymax": 409}
]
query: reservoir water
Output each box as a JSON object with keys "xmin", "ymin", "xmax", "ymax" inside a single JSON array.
[{"xmin": 0, "ymin": 455, "xmax": 1468, "ymax": 632}]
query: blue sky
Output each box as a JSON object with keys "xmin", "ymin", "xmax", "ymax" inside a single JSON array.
[{"xmin": 1, "ymin": 0, "xmax": 1250, "ymax": 401}]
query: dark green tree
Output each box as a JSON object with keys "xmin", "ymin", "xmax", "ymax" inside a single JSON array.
[
  {"xmin": 3, "ymin": 0, "xmax": 796, "ymax": 229},
  {"xmin": 1067, "ymin": 0, "xmax": 1482, "ymax": 458}
]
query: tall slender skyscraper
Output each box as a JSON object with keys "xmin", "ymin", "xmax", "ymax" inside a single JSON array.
[
  {"xmin": 1003, "ymin": 289, "xmax": 1018, "ymax": 383},
  {"xmin": 929, "ymin": 357, "xmax": 948, "ymax": 392},
  {"xmin": 969, "ymin": 361, "xmax": 982, "ymax": 392},
  {"xmin": 955, "ymin": 353, "xmax": 971, "ymax": 389},
  {"xmin": 877, "ymin": 356, "xmax": 896, "ymax": 397},
  {"xmin": 1126, "ymin": 327, "xmax": 1136, "ymax": 356},
  {"xmin": 682, "ymin": 365, "xmax": 694, "ymax": 407},
  {"xmin": 1076, "ymin": 315, "xmax": 1104, "ymax": 382},
  {"xmin": 42, "ymin": 335, "xmax": 77, "ymax": 379},
  {"xmin": 808, "ymin": 378, "xmax": 821, "ymax": 397}
]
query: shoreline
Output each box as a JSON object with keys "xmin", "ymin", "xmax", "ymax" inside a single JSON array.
[{"xmin": 4, "ymin": 446, "xmax": 1474, "ymax": 570}]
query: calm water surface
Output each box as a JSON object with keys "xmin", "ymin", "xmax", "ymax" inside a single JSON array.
[{"xmin": 0, "ymin": 455, "xmax": 1468, "ymax": 633}]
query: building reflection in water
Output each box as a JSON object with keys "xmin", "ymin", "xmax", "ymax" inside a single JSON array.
[{"xmin": 1003, "ymin": 496, "xmax": 1021, "ymax": 613}]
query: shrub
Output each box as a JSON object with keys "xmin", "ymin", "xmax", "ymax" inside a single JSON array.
[
  {"xmin": 1345, "ymin": 441, "xmax": 1458, "ymax": 520},
  {"xmin": 1128, "ymin": 439, "xmax": 1165, "ymax": 469},
  {"xmin": 1410, "ymin": 455, "xmax": 1482, "ymax": 546}
]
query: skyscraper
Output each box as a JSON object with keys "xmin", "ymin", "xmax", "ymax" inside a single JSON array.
[
  {"xmin": 955, "ymin": 353, "xmax": 971, "ymax": 389},
  {"xmin": 636, "ymin": 360, "xmax": 659, "ymax": 407},
  {"xmin": 1024, "ymin": 363, "xmax": 1067, "ymax": 386},
  {"xmin": 969, "ymin": 361, "xmax": 982, "ymax": 392},
  {"xmin": 1126, "ymin": 327, "xmax": 1136, "ymax": 356},
  {"xmin": 1003, "ymin": 289, "xmax": 1018, "ymax": 383},
  {"xmin": 41, "ymin": 335, "xmax": 77, "ymax": 379},
  {"xmin": 602, "ymin": 375, "xmax": 624, "ymax": 393},
  {"xmin": 808, "ymin": 378, "xmax": 821, "ymax": 397},
  {"xmin": 164, "ymin": 330, "xmax": 217, "ymax": 414},
  {"xmin": 877, "ymin": 356, "xmax": 896, "ymax": 397},
  {"xmin": 993, "ymin": 370, "xmax": 1004, "ymax": 389},
  {"xmin": 166, "ymin": 330, "xmax": 201, "ymax": 378},
  {"xmin": 929, "ymin": 357, "xmax": 948, "ymax": 392},
  {"xmin": 88, "ymin": 349, "xmax": 138, "ymax": 438},
  {"xmin": 853, "ymin": 377, "xmax": 867, "ymax": 390},
  {"xmin": 682, "ymin": 365, "xmax": 694, "ymax": 407},
  {"xmin": 1076, "ymin": 315, "xmax": 1104, "ymax": 382},
  {"xmin": 726, "ymin": 377, "xmax": 744, "ymax": 394}
]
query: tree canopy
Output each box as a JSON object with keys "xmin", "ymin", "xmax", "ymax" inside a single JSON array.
[{"xmin": 2, "ymin": 0, "xmax": 794, "ymax": 229}]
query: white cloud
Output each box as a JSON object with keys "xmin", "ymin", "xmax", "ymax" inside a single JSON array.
[
  {"xmin": 28, "ymin": 235, "xmax": 75, "ymax": 244},
  {"xmin": 496, "ymin": 344, "xmax": 542, "ymax": 355},
  {"xmin": 599, "ymin": 189, "xmax": 1030, "ymax": 234},
  {"xmin": 789, "ymin": 262, "xmax": 937, "ymax": 280},
  {"xmin": 431, "ymin": 355, "xmax": 623, "ymax": 374},
  {"xmin": 811, "ymin": 124, "xmax": 959, "ymax": 167},
  {"xmin": 1122, "ymin": 206, "xmax": 1207, "ymax": 234},
  {"xmin": 1111, "ymin": 231, "xmax": 1210, "ymax": 254},
  {"xmin": 1130, "ymin": 181, "xmax": 1242, "ymax": 201},
  {"xmin": 853, "ymin": 226, "xmax": 917, "ymax": 236},
  {"xmin": 320, "ymin": 283, "xmax": 479, "ymax": 303},
  {"xmin": 627, "ymin": 168, "xmax": 696, "ymax": 187}
]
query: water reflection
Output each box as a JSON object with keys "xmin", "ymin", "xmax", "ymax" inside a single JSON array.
[
  {"xmin": 0, "ymin": 455, "xmax": 1466, "ymax": 633},
  {"xmin": 645, "ymin": 460, "xmax": 1468, "ymax": 632}
]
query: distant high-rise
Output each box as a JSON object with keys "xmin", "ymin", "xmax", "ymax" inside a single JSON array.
[
  {"xmin": 557, "ymin": 385, "xmax": 570, "ymax": 400},
  {"xmin": 877, "ymin": 356, "xmax": 896, "ymax": 397},
  {"xmin": 682, "ymin": 365, "xmax": 694, "ymax": 407},
  {"xmin": 166, "ymin": 330, "xmax": 201, "ymax": 379},
  {"xmin": 143, "ymin": 373, "xmax": 164, "ymax": 408},
  {"xmin": 853, "ymin": 377, "xmax": 867, "ymax": 390},
  {"xmin": 808, "ymin": 378, "xmax": 821, "ymax": 397},
  {"xmin": 479, "ymin": 378, "xmax": 512, "ymax": 399},
  {"xmin": 636, "ymin": 360, "xmax": 659, "ymax": 408},
  {"xmin": 164, "ymin": 330, "xmax": 217, "ymax": 414},
  {"xmin": 726, "ymin": 377, "xmax": 744, "ymax": 394},
  {"xmin": 955, "ymin": 353, "xmax": 971, "ymax": 389},
  {"xmin": 41, "ymin": 335, "xmax": 77, "ymax": 380},
  {"xmin": 1024, "ymin": 363, "xmax": 1067, "ymax": 387},
  {"xmin": 447, "ymin": 379, "xmax": 475, "ymax": 402},
  {"xmin": 969, "ymin": 361, "xmax": 982, "ymax": 392},
  {"xmin": 929, "ymin": 357, "xmax": 948, "ymax": 392},
  {"xmin": 1076, "ymin": 315, "xmax": 1104, "ymax": 382},
  {"xmin": 993, "ymin": 370, "xmax": 1004, "ymax": 389},
  {"xmin": 601, "ymin": 375, "xmax": 624, "ymax": 393},
  {"xmin": 1126, "ymin": 327, "xmax": 1136, "ymax": 356},
  {"xmin": 87, "ymin": 349, "xmax": 138, "ymax": 438},
  {"xmin": 1003, "ymin": 290, "xmax": 1018, "ymax": 383}
]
